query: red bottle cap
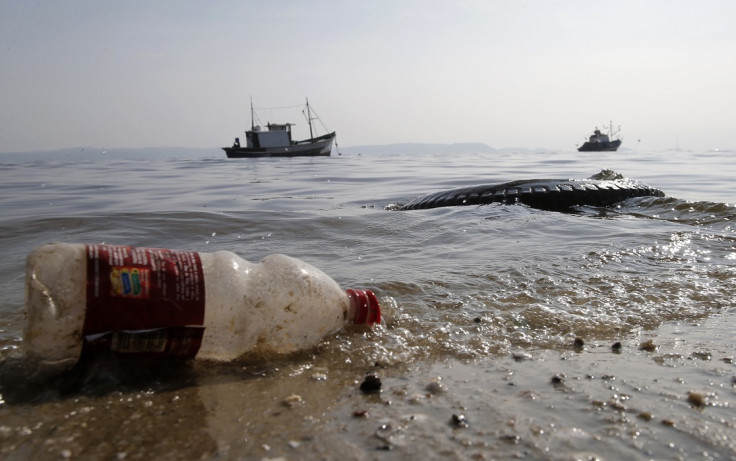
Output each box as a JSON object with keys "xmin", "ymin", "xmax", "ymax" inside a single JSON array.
[{"xmin": 346, "ymin": 289, "xmax": 382, "ymax": 325}]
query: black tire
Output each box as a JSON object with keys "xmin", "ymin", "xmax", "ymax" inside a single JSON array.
[{"xmin": 400, "ymin": 179, "xmax": 665, "ymax": 212}]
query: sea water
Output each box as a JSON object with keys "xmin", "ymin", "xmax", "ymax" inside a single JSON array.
[{"xmin": 0, "ymin": 147, "xmax": 735, "ymax": 459}]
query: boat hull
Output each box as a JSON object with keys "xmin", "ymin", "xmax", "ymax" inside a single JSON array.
[
  {"xmin": 223, "ymin": 133, "xmax": 335, "ymax": 158},
  {"xmin": 577, "ymin": 139, "xmax": 621, "ymax": 152}
]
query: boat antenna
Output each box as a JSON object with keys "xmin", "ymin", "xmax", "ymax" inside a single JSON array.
[{"xmin": 306, "ymin": 98, "xmax": 314, "ymax": 140}]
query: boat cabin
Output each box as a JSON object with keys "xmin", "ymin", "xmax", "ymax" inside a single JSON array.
[
  {"xmin": 244, "ymin": 123, "xmax": 295, "ymax": 149},
  {"xmin": 589, "ymin": 129, "xmax": 609, "ymax": 143}
]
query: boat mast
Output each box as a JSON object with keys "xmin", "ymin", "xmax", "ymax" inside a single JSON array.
[
  {"xmin": 250, "ymin": 97, "xmax": 255, "ymax": 131},
  {"xmin": 306, "ymin": 98, "xmax": 314, "ymax": 140}
]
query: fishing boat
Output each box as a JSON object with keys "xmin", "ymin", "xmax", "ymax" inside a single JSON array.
[
  {"xmin": 577, "ymin": 122, "xmax": 622, "ymax": 152},
  {"xmin": 223, "ymin": 99, "xmax": 336, "ymax": 158}
]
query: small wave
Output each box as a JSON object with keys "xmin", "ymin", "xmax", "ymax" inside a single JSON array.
[{"xmin": 625, "ymin": 196, "xmax": 736, "ymax": 227}]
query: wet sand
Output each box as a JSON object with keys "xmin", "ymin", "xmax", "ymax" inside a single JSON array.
[{"xmin": 2, "ymin": 310, "xmax": 735, "ymax": 460}]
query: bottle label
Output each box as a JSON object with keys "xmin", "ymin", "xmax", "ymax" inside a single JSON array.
[{"xmin": 83, "ymin": 244, "xmax": 206, "ymax": 358}]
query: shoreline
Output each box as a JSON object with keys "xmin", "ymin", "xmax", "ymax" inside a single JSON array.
[{"xmin": 2, "ymin": 311, "xmax": 734, "ymax": 459}]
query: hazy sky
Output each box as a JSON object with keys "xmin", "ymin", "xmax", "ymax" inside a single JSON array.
[{"xmin": 1, "ymin": 0, "xmax": 734, "ymax": 152}]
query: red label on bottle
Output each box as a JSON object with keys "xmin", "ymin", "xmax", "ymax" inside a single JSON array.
[{"xmin": 83, "ymin": 244, "xmax": 206, "ymax": 358}]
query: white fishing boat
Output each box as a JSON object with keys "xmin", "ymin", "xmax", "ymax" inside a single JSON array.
[{"xmin": 223, "ymin": 99, "xmax": 336, "ymax": 158}]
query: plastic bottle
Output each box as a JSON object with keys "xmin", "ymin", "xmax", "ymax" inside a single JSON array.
[{"xmin": 23, "ymin": 243, "xmax": 381, "ymax": 370}]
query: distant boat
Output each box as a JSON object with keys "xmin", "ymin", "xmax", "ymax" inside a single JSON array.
[
  {"xmin": 577, "ymin": 122, "xmax": 622, "ymax": 152},
  {"xmin": 223, "ymin": 99, "xmax": 336, "ymax": 158}
]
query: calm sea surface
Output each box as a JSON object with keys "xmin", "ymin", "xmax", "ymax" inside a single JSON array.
[{"xmin": 1, "ymin": 147, "xmax": 735, "ymax": 459}]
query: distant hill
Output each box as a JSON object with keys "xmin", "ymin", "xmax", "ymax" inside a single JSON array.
[
  {"xmin": 0, "ymin": 143, "xmax": 556, "ymax": 161},
  {"xmin": 339, "ymin": 142, "xmax": 496, "ymax": 155}
]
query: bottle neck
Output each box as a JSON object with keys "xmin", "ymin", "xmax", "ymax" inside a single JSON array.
[{"xmin": 346, "ymin": 289, "xmax": 381, "ymax": 325}]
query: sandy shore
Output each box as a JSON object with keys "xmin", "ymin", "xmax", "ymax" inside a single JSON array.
[{"xmin": 2, "ymin": 311, "xmax": 735, "ymax": 460}]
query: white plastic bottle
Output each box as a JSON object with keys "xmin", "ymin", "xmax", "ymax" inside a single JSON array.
[{"xmin": 23, "ymin": 243, "xmax": 381, "ymax": 370}]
